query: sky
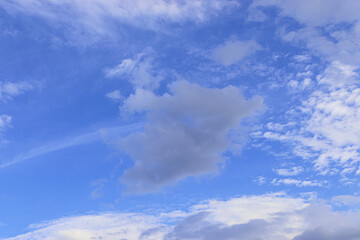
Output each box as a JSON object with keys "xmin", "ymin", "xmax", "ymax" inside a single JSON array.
[{"xmin": 1, "ymin": 0, "xmax": 360, "ymax": 239}]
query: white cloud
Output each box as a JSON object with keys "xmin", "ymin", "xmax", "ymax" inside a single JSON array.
[
  {"xmin": 263, "ymin": 85, "xmax": 360, "ymax": 176},
  {"xmin": 212, "ymin": 40, "xmax": 261, "ymax": 66},
  {"xmin": 105, "ymin": 55, "xmax": 164, "ymax": 90},
  {"xmin": 6, "ymin": 193, "xmax": 360, "ymax": 240},
  {"xmin": 0, "ymin": 124, "xmax": 143, "ymax": 168},
  {"xmin": 119, "ymin": 81, "xmax": 262, "ymax": 193},
  {"xmin": 0, "ymin": 115, "xmax": 11, "ymax": 131},
  {"xmin": 0, "ymin": 81, "xmax": 33, "ymax": 143},
  {"xmin": 253, "ymin": 0, "xmax": 360, "ymax": 26},
  {"xmin": 106, "ymin": 90, "xmax": 124, "ymax": 101},
  {"xmin": 254, "ymin": 0, "xmax": 360, "ymax": 86},
  {"xmin": 318, "ymin": 61, "xmax": 359, "ymax": 86},
  {"xmin": 272, "ymin": 178, "xmax": 325, "ymax": 187},
  {"xmin": 105, "ymin": 59, "xmax": 138, "ymax": 78},
  {"xmin": 0, "ymin": 0, "xmax": 237, "ymax": 41},
  {"xmin": 252, "ymin": 1, "xmax": 360, "ymax": 181},
  {"xmin": 254, "ymin": 176, "xmax": 266, "ymax": 185},
  {"xmin": 275, "ymin": 166, "xmax": 304, "ymax": 176},
  {"xmin": 332, "ymin": 195, "xmax": 360, "ymax": 207},
  {"xmin": 0, "ymin": 81, "xmax": 33, "ymax": 101},
  {"xmin": 5, "ymin": 213, "xmax": 166, "ymax": 240}
]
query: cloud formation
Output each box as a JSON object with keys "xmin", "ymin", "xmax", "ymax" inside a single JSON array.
[
  {"xmin": 253, "ymin": 0, "xmax": 360, "ymax": 182},
  {"xmin": 6, "ymin": 193, "xmax": 360, "ymax": 240},
  {"xmin": 0, "ymin": 81, "xmax": 33, "ymax": 102},
  {"xmin": 212, "ymin": 40, "xmax": 261, "ymax": 66},
  {"xmin": 105, "ymin": 53, "xmax": 164, "ymax": 90},
  {"xmin": 119, "ymin": 80, "xmax": 262, "ymax": 193},
  {"xmin": 0, "ymin": 0, "xmax": 236, "ymax": 41},
  {"xmin": 263, "ymin": 85, "xmax": 360, "ymax": 177}
]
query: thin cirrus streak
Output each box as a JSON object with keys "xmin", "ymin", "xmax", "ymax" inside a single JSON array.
[{"xmin": 0, "ymin": 123, "xmax": 144, "ymax": 169}]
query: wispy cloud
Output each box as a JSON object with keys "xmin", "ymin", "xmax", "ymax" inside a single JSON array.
[
  {"xmin": 0, "ymin": 81, "xmax": 33, "ymax": 102},
  {"xmin": 0, "ymin": 123, "xmax": 143, "ymax": 168},
  {"xmin": 1, "ymin": 0, "xmax": 238, "ymax": 43}
]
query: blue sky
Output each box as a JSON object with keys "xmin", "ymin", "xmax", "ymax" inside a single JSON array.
[{"xmin": 1, "ymin": 0, "xmax": 360, "ymax": 239}]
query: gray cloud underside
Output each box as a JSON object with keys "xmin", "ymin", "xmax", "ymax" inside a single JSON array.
[{"xmin": 119, "ymin": 81, "xmax": 262, "ymax": 193}]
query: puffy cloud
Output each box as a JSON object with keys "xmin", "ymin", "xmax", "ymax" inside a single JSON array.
[
  {"xmin": 6, "ymin": 193, "xmax": 360, "ymax": 240},
  {"xmin": 318, "ymin": 61, "xmax": 359, "ymax": 87},
  {"xmin": 119, "ymin": 81, "xmax": 262, "ymax": 193},
  {"xmin": 212, "ymin": 40, "xmax": 261, "ymax": 66}
]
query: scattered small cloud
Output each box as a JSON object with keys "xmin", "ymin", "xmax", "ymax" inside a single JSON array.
[
  {"xmin": 0, "ymin": 81, "xmax": 33, "ymax": 102},
  {"xmin": 90, "ymin": 179, "xmax": 108, "ymax": 199},
  {"xmin": 275, "ymin": 166, "xmax": 304, "ymax": 176},
  {"xmin": 106, "ymin": 90, "xmax": 124, "ymax": 102},
  {"xmin": 105, "ymin": 53, "xmax": 164, "ymax": 90},
  {"xmin": 0, "ymin": 115, "xmax": 11, "ymax": 132},
  {"xmin": 254, "ymin": 176, "xmax": 266, "ymax": 185},
  {"xmin": 212, "ymin": 40, "xmax": 261, "ymax": 66},
  {"xmin": 332, "ymin": 195, "xmax": 360, "ymax": 207},
  {"xmin": 272, "ymin": 178, "xmax": 325, "ymax": 187}
]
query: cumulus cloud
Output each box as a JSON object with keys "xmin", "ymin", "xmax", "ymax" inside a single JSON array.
[
  {"xmin": 318, "ymin": 61, "xmax": 359, "ymax": 86},
  {"xmin": 6, "ymin": 193, "xmax": 360, "ymax": 240},
  {"xmin": 212, "ymin": 40, "xmax": 261, "ymax": 66},
  {"xmin": 119, "ymin": 80, "xmax": 262, "ymax": 193}
]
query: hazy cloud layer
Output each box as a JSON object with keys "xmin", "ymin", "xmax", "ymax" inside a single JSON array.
[{"xmin": 120, "ymin": 81, "xmax": 262, "ymax": 193}]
